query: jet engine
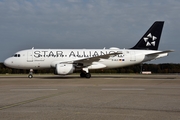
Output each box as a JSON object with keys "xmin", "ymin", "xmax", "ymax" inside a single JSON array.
[{"xmin": 55, "ymin": 64, "xmax": 75, "ymax": 75}]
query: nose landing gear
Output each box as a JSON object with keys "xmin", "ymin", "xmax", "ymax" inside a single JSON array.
[{"xmin": 28, "ymin": 69, "xmax": 33, "ymax": 78}]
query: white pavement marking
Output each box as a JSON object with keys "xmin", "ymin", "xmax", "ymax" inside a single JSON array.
[
  {"xmin": 11, "ymin": 89, "xmax": 58, "ymax": 91},
  {"xmin": 102, "ymin": 88, "xmax": 145, "ymax": 91}
]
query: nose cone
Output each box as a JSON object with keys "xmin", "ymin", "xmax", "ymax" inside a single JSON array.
[{"xmin": 4, "ymin": 58, "xmax": 13, "ymax": 68}]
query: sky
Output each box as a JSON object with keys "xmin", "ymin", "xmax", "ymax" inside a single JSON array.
[{"xmin": 0, "ymin": 0, "xmax": 179, "ymax": 63}]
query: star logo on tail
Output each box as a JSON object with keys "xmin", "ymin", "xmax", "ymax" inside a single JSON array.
[{"xmin": 143, "ymin": 33, "xmax": 157, "ymax": 46}]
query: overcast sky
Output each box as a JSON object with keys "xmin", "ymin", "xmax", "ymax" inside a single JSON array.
[{"xmin": 0, "ymin": 0, "xmax": 179, "ymax": 63}]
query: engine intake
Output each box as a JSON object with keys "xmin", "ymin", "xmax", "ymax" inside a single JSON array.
[{"xmin": 55, "ymin": 64, "xmax": 75, "ymax": 75}]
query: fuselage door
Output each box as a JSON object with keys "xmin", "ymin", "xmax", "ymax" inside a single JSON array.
[
  {"xmin": 27, "ymin": 51, "xmax": 33, "ymax": 62},
  {"xmin": 130, "ymin": 51, "xmax": 136, "ymax": 62}
]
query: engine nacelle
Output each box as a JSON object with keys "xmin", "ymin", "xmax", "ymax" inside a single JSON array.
[{"xmin": 55, "ymin": 64, "xmax": 75, "ymax": 75}]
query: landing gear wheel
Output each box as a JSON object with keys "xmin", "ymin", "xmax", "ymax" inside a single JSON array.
[
  {"xmin": 80, "ymin": 70, "xmax": 87, "ymax": 78},
  {"xmin": 28, "ymin": 69, "xmax": 33, "ymax": 79},
  {"xmin": 81, "ymin": 68, "xmax": 91, "ymax": 78},
  {"xmin": 80, "ymin": 72, "xmax": 86, "ymax": 78},
  {"xmin": 85, "ymin": 73, "xmax": 91, "ymax": 78},
  {"xmin": 80, "ymin": 72, "xmax": 91, "ymax": 78},
  {"xmin": 28, "ymin": 74, "xmax": 33, "ymax": 78}
]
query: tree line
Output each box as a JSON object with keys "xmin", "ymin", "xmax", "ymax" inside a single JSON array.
[{"xmin": 0, "ymin": 63, "xmax": 180, "ymax": 74}]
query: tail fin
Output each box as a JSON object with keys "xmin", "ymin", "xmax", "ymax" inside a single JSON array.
[{"xmin": 131, "ymin": 21, "xmax": 164, "ymax": 50}]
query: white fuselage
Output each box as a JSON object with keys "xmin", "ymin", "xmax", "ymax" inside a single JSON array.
[{"xmin": 4, "ymin": 48, "xmax": 168, "ymax": 70}]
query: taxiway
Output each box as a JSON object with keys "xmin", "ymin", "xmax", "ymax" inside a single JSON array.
[{"xmin": 0, "ymin": 74, "xmax": 180, "ymax": 120}]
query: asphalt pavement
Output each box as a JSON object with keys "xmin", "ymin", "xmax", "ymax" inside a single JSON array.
[{"xmin": 0, "ymin": 74, "xmax": 180, "ymax": 120}]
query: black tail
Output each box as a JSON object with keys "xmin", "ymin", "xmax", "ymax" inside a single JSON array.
[{"xmin": 131, "ymin": 21, "xmax": 164, "ymax": 50}]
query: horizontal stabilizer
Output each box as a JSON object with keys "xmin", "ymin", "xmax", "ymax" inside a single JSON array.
[{"xmin": 146, "ymin": 50, "xmax": 174, "ymax": 56}]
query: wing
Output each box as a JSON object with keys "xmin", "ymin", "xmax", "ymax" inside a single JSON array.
[
  {"xmin": 59, "ymin": 52, "xmax": 122, "ymax": 65},
  {"xmin": 50, "ymin": 52, "xmax": 122, "ymax": 68},
  {"xmin": 74, "ymin": 52, "xmax": 122, "ymax": 64}
]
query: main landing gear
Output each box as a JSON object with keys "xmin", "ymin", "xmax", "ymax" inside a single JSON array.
[
  {"xmin": 80, "ymin": 68, "xmax": 91, "ymax": 78},
  {"xmin": 80, "ymin": 71, "xmax": 91, "ymax": 78},
  {"xmin": 28, "ymin": 69, "xmax": 33, "ymax": 78}
]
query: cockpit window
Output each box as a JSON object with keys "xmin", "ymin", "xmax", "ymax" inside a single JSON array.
[{"xmin": 14, "ymin": 54, "xmax": 20, "ymax": 57}]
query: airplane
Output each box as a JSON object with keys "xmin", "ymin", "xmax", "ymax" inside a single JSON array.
[{"xmin": 4, "ymin": 21, "xmax": 173, "ymax": 78}]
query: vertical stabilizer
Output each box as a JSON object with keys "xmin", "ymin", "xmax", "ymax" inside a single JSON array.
[{"xmin": 131, "ymin": 21, "xmax": 164, "ymax": 50}]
